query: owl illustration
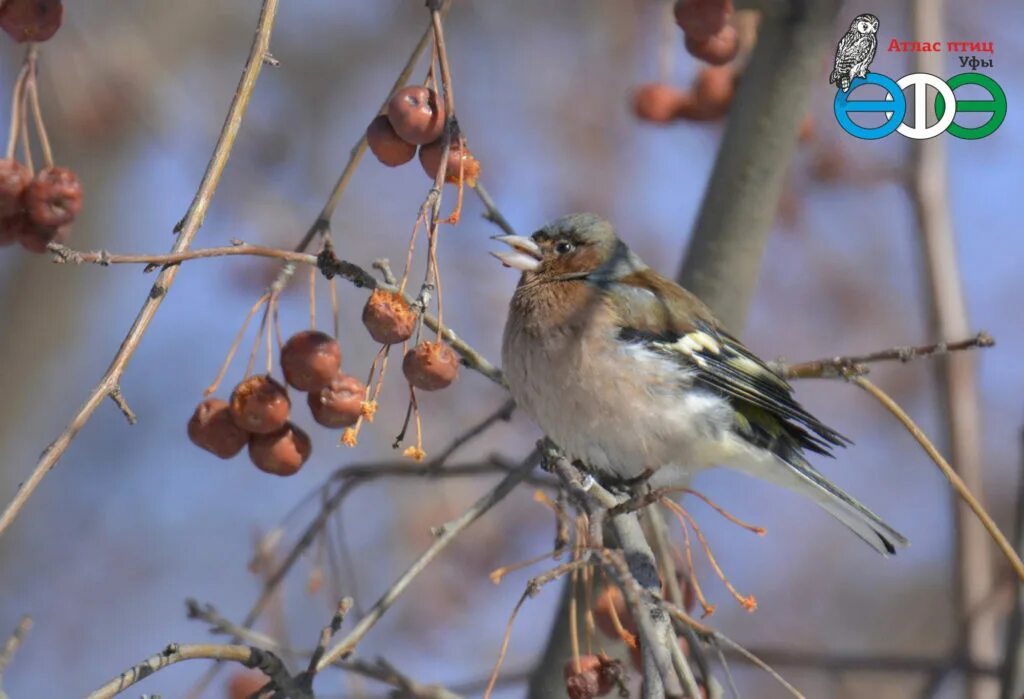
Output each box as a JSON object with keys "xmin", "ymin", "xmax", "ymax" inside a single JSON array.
[{"xmin": 830, "ymin": 13, "xmax": 879, "ymax": 92}]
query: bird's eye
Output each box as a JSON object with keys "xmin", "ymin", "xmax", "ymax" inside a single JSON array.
[{"xmin": 554, "ymin": 241, "xmax": 575, "ymax": 255}]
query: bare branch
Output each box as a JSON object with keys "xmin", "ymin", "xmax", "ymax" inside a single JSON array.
[
  {"xmin": 781, "ymin": 331, "xmax": 995, "ymax": 380},
  {"xmin": 86, "ymin": 643, "xmax": 301, "ymax": 699},
  {"xmin": 0, "ymin": 615, "xmax": 32, "ymax": 685},
  {"xmin": 313, "ymin": 448, "xmax": 539, "ymax": 671}
]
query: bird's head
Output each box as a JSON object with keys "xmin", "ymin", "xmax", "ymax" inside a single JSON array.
[
  {"xmin": 851, "ymin": 13, "xmax": 879, "ymax": 34},
  {"xmin": 491, "ymin": 213, "xmax": 642, "ymax": 284}
]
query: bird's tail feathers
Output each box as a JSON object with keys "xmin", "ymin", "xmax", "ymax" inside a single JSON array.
[{"xmin": 734, "ymin": 454, "xmax": 908, "ymax": 556}]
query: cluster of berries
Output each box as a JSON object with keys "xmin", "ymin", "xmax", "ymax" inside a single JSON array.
[
  {"xmin": 362, "ymin": 288, "xmax": 460, "ymax": 391},
  {"xmin": 0, "ymin": 160, "xmax": 82, "ymax": 251},
  {"xmin": 366, "ymin": 85, "xmax": 479, "ymax": 186},
  {"xmin": 0, "ymin": 0, "xmax": 62, "ymax": 42},
  {"xmin": 189, "ymin": 289, "xmax": 458, "ymax": 474},
  {"xmin": 188, "ymin": 330, "xmax": 362, "ymax": 476},
  {"xmin": 633, "ymin": 0, "xmax": 740, "ymax": 125}
]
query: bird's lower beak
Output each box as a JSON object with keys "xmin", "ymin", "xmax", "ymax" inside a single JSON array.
[{"xmin": 490, "ymin": 235, "xmax": 542, "ymax": 272}]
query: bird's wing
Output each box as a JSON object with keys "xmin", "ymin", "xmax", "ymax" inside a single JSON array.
[
  {"xmin": 832, "ymin": 31, "xmax": 864, "ymax": 75},
  {"xmin": 607, "ymin": 271, "xmax": 851, "ymax": 461}
]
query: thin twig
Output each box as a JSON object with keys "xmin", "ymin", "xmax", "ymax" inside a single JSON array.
[
  {"xmin": 313, "ymin": 449, "xmax": 539, "ymax": 671},
  {"xmin": 0, "ymin": 0, "xmax": 282, "ymax": 542},
  {"xmin": 851, "ymin": 375, "xmax": 1024, "ymax": 582},
  {"xmin": 48, "ymin": 240, "xmax": 505, "ymax": 386},
  {"xmin": 0, "ymin": 615, "xmax": 32, "ymax": 678},
  {"xmin": 781, "ymin": 332, "xmax": 994, "ymax": 380}
]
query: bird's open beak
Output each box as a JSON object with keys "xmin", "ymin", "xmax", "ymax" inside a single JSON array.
[{"xmin": 490, "ymin": 235, "xmax": 542, "ymax": 272}]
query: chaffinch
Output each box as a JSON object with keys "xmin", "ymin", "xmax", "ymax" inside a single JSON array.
[{"xmin": 494, "ymin": 213, "xmax": 907, "ymax": 555}]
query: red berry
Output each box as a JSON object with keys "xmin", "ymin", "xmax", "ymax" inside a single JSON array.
[
  {"xmin": 0, "ymin": 158, "xmax": 31, "ymax": 218},
  {"xmin": 23, "ymin": 167, "xmax": 83, "ymax": 228},
  {"xmin": 632, "ymin": 83, "xmax": 693, "ymax": 123},
  {"xmin": 402, "ymin": 341, "xmax": 459, "ymax": 391},
  {"xmin": 280, "ymin": 330, "xmax": 341, "ymax": 392},
  {"xmin": 690, "ymin": 66, "xmax": 735, "ymax": 120},
  {"xmin": 387, "ymin": 86, "xmax": 445, "ymax": 145},
  {"xmin": 685, "ymin": 24, "xmax": 739, "ymax": 66},
  {"xmin": 0, "ymin": 0, "xmax": 63, "ymax": 43},
  {"xmin": 229, "ymin": 375, "xmax": 291, "ymax": 434},
  {"xmin": 187, "ymin": 398, "xmax": 249, "ymax": 459},
  {"xmin": 367, "ymin": 114, "xmax": 416, "ymax": 167},
  {"xmin": 362, "ymin": 289, "xmax": 416, "ymax": 345},
  {"xmin": 593, "ymin": 585, "xmax": 636, "ymax": 639},
  {"xmin": 249, "ymin": 423, "xmax": 311, "ymax": 476},
  {"xmin": 673, "ymin": 0, "xmax": 732, "ymax": 42},
  {"xmin": 563, "ymin": 655, "xmax": 620, "ymax": 699},
  {"xmin": 307, "ymin": 373, "xmax": 365, "ymax": 429},
  {"xmin": 7, "ymin": 212, "xmax": 66, "ymax": 253},
  {"xmin": 418, "ymin": 138, "xmax": 480, "ymax": 187}
]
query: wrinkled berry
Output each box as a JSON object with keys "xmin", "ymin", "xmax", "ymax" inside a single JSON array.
[
  {"xmin": 367, "ymin": 114, "xmax": 416, "ymax": 167},
  {"xmin": 692, "ymin": 66, "xmax": 735, "ymax": 120},
  {"xmin": 673, "ymin": 0, "xmax": 732, "ymax": 42},
  {"xmin": 307, "ymin": 372, "xmax": 365, "ymax": 429},
  {"xmin": 632, "ymin": 83, "xmax": 694, "ymax": 123},
  {"xmin": 0, "ymin": 0, "xmax": 63, "ymax": 43},
  {"xmin": 8, "ymin": 213, "xmax": 66, "ymax": 253},
  {"xmin": 0, "ymin": 158, "xmax": 31, "ymax": 218},
  {"xmin": 280, "ymin": 330, "xmax": 342, "ymax": 392},
  {"xmin": 23, "ymin": 167, "xmax": 83, "ymax": 228},
  {"xmin": 187, "ymin": 398, "xmax": 249, "ymax": 459},
  {"xmin": 362, "ymin": 289, "xmax": 416, "ymax": 345},
  {"xmin": 563, "ymin": 655, "xmax": 621, "ymax": 699},
  {"xmin": 418, "ymin": 138, "xmax": 480, "ymax": 186},
  {"xmin": 249, "ymin": 423, "xmax": 311, "ymax": 477},
  {"xmin": 402, "ymin": 341, "xmax": 459, "ymax": 391},
  {"xmin": 685, "ymin": 24, "xmax": 739, "ymax": 66},
  {"xmin": 230, "ymin": 375, "xmax": 291, "ymax": 434}
]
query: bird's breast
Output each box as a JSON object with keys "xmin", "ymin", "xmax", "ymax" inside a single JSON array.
[{"xmin": 502, "ymin": 289, "xmax": 734, "ymax": 479}]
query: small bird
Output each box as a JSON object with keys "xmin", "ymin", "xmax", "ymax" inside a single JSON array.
[
  {"xmin": 494, "ymin": 214, "xmax": 907, "ymax": 555},
  {"xmin": 830, "ymin": 13, "xmax": 879, "ymax": 93}
]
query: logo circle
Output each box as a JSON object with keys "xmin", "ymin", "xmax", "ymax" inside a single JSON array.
[
  {"xmin": 834, "ymin": 73, "xmax": 906, "ymax": 140},
  {"xmin": 890, "ymin": 73, "xmax": 957, "ymax": 140},
  {"xmin": 935, "ymin": 73, "xmax": 1007, "ymax": 140}
]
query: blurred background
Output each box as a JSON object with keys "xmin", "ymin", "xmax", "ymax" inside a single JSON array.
[{"xmin": 0, "ymin": 1, "xmax": 1021, "ymax": 697}]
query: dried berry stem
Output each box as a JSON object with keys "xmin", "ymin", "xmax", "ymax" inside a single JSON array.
[
  {"xmin": 18, "ymin": 84, "xmax": 33, "ymax": 173},
  {"xmin": 5, "ymin": 61, "xmax": 30, "ymax": 160},
  {"xmin": 205, "ymin": 294, "xmax": 270, "ymax": 396},
  {"xmin": 308, "ymin": 264, "xmax": 317, "ymax": 330},
  {"xmin": 329, "ymin": 276, "xmax": 340, "ymax": 340},
  {"xmin": 25, "ymin": 48, "xmax": 54, "ymax": 170}
]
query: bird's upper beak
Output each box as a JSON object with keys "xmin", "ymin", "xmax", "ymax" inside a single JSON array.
[{"xmin": 490, "ymin": 235, "xmax": 542, "ymax": 272}]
